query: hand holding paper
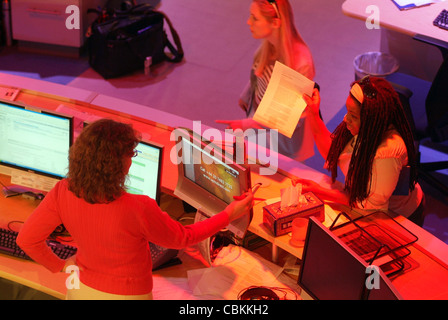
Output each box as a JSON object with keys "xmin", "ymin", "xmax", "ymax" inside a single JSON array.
[{"xmin": 253, "ymin": 61, "xmax": 315, "ymax": 138}]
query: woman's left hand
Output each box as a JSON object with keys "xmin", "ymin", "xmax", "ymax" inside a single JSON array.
[
  {"xmin": 303, "ymin": 88, "xmax": 321, "ymax": 119},
  {"xmin": 61, "ymin": 254, "xmax": 80, "ymax": 273},
  {"xmin": 292, "ymin": 177, "xmax": 320, "ymax": 193}
]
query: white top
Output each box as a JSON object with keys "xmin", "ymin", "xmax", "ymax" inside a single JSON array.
[{"xmin": 338, "ymin": 129, "xmax": 423, "ymax": 217}]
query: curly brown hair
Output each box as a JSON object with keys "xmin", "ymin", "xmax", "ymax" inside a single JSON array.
[
  {"xmin": 67, "ymin": 119, "xmax": 140, "ymax": 204},
  {"xmin": 326, "ymin": 77, "xmax": 417, "ymax": 207}
]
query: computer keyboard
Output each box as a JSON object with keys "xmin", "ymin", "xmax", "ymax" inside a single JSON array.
[
  {"xmin": 433, "ymin": 9, "xmax": 448, "ymax": 30},
  {"xmin": 149, "ymin": 242, "xmax": 180, "ymax": 271},
  {"xmin": 0, "ymin": 227, "xmax": 77, "ymax": 261},
  {"xmin": 0, "ymin": 227, "xmax": 180, "ymax": 270}
]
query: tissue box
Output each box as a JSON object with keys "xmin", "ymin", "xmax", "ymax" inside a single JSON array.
[{"xmin": 263, "ymin": 192, "xmax": 325, "ymax": 236}]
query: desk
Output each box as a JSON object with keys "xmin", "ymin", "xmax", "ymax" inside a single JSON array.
[
  {"xmin": 342, "ymin": 0, "xmax": 448, "ymax": 41},
  {"xmin": 342, "ymin": 0, "xmax": 448, "ymax": 80},
  {"xmin": 1, "ymin": 74, "xmax": 448, "ymax": 299}
]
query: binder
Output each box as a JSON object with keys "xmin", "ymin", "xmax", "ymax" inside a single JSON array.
[{"xmin": 391, "ymin": 0, "xmax": 437, "ymax": 10}]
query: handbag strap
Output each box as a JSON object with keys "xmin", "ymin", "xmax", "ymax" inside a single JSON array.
[
  {"xmin": 158, "ymin": 11, "xmax": 184, "ymax": 63},
  {"xmin": 123, "ymin": 4, "xmax": 184, "ymax": 63},
  {"xmin": 89, "ymin": 3, "xmax": 184, "ymax": 63}
]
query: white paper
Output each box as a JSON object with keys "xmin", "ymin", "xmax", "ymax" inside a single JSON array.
[
  {"xmin": 253, "ymin": 61, "xmax": 315, "ymax": 138},
  {"xmin": 194, "ymin": 210, "xmax": 212, "ymax": 266},
  {"xmin": 280, "ymin": 184, "xmax": 301, "ymax": 209},
  {"xmin": 187, "ymin": 245, "xmax": 298, "ymax": 299}
]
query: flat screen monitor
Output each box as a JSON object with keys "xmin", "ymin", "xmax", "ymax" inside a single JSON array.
[
  {"xmin": 298, "ymin": 217, "xmax": 402, "ymax": 300},
  {"xmin": 173, "ymin": 128, "xmax": 252, "ymax": 239},
  {"xmin": 125, "ymin": 140, "xmax": 163, "ymax": 205},
  {"xmin": 0, "ymin": 99, "xmax": 73, "ymax": 193}
]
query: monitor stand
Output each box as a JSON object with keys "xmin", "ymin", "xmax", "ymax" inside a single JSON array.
[{"xmin": 194, "ymin": 209, "xmax": 239, "ymax": 266}]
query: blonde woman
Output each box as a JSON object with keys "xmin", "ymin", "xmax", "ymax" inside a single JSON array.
[{"xmin": 217, "ymin": 0, "xmax": 316, "ymax": 161}]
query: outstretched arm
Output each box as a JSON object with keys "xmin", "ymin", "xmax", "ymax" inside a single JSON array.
[
  {"xmin": 303, "ymin": 88, "xmax": 332, "ymax": 160},
  {"xmin": 215, "ymin": 118, "xmax": 264, "ymax": 131},
  {"xmin": 292, "ymin": 177, "xmax": 350, "ymax": 206}
]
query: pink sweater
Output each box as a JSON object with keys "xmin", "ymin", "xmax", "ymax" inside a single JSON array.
[{"xmin": 17, "ymin": 179, "xmax": 230, "ymax": 295}]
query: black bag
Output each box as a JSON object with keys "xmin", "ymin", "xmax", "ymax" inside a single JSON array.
[{"xmin": 88, "ymin": 4, "xmax": 183, "ymax": 79}]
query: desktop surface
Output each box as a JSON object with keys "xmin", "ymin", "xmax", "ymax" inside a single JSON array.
[
  {"xmin": 0, "ymin": 77, "xmax": 447, "ymax": 300},
  {"xmin": 342, "ymin": 0, "xmax": 448, "ymax": 42}
]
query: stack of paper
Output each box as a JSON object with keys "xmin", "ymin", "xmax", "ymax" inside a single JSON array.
[{"xmin": 187, "ymin": 245, "xmax": 301, "ymax": 299}]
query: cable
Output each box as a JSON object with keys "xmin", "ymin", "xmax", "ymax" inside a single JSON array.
[
  {"xmin": 7, "ymin": 220, "xmax": 24, "ymax": 232},
  {"xmin": 237, "ymin": 286, "xmax": 300, "ymax": 300}
]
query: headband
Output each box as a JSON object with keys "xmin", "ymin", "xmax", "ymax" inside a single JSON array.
[{"xmin": 350, "ymin": 83, "xmax": 364, "ymax": 104}]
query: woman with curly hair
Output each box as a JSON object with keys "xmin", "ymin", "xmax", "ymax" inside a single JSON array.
[
  {"xmin": 293, "ymin": 76, "xmax": 425, "ymax": 226},
  {"xmin": 17, "ymin": 119, "xmax": 254, "ymax": 299}
]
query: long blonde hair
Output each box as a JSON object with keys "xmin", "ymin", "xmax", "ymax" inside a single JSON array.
[{"xmin": 253, "ymin": 0, "xmax": 314, "ymax": 79}]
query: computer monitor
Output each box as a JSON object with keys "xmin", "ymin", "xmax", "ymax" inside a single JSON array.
[
  {"xmin": 125, "ymin": 140, "xmax": 163, "ymax": 205},
  {"xmin": 298, "ymin": 217, "xmax": 402, "ymax": 300},
  {"xmin": 173, "ymin": 128, "xmax": 252, "ymax": 239},
  {"xmin": 0, "ymin": 99, "xmax": 73, "ymax": 193}
]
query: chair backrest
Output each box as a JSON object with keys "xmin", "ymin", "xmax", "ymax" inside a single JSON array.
[
  {"xmin": 390, "ymin": 82, "xmax": 420, "ymax": 141},
  {"xmin": 425, "ymin": 56, "xmax": 448, "ymax": 143},
  {"xmin": 413, "ymin": 34, "xmax": 448, "ymax": 143}
]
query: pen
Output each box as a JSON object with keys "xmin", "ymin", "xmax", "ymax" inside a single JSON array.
[{"xmin": 233, "ymin": 183, "xmax": 264, "ymax": 201}]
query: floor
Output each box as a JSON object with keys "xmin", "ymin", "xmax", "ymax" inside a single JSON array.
[{"xmin": 0, "ymin": 0, "xmax": 447, "ymax": 247}]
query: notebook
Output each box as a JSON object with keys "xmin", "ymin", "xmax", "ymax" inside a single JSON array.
[{"xmin": 391, "ymin": 0, "xmax": 440, "ymax": 10}]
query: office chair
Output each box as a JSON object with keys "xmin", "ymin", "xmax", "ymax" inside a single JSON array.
[{"xmin": 390, "ymin": 34, "xmax": 448, "ymax": 195}]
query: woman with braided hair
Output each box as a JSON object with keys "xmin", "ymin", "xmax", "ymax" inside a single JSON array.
[{"xmin": 293, "ymin": 76, "xmax": 425, "ymax": 226}]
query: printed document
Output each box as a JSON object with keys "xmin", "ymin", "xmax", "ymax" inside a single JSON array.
[{"xmin": 253, "ymin": 61, "xmax": 314, "ymax": 138}]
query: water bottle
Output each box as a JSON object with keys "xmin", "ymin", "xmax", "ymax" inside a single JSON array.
[{"xmin": 144, "ymin": 56, "xmax": 152, "ymax": 76}]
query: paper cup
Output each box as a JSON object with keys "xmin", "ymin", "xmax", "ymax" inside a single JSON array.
[{"xmin": 290, "ymin": 218, "xmax": 308, "ymax": 247}]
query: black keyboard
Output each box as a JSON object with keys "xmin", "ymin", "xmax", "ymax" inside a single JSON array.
[
  {"xmin": 0, "ymin": 227, "xmax": 77, "ymax": 261},
  {"xmin": 149, "ymin": 242, "xmax": 180, "ymax": 271},
  {"xmin": 0, "ymin": 227, "xmax": 180, "ymax": 270},
  {"xmin": 434, "ymin": 9, "xmax": 448, "ymax": 30}
]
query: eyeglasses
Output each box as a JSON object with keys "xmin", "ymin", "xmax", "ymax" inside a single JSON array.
[
  {"xmin": 129, "ymin": 149, "xmax": 139, "ymax": 158},
  {"xmin": 267, "ymin": 0, "xmax": 280, "ymax": 19},
  {"xmin": 353, "ymin": 75, "xmax": 377, "ymax": 100}
]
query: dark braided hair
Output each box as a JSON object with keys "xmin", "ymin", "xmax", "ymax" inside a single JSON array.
[{"xmin": 326, "ymin": 77, "xmax": 417, "ymax": 207}]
